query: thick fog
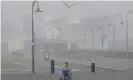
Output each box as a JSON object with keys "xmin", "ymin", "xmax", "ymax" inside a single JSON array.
[
  {"xmin": 1, "ymin": 2, "xmax": 133, "ymax": 79},
  {"xmin": 1, "ymin": 1, "xmax": 133, "ymax": 58}
]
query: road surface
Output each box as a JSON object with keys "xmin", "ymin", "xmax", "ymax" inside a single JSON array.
[{"xmin": 1, "ymin": 54, "xmax": 133, "ymax": 80}]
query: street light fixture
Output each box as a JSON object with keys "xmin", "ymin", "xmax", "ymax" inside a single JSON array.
[
  {"xmin": 35, "ymin": 7, "xmax": 43, "ymax": 12},
  {"xmin": 100, "ymin": 23, "xmax": 111, "ymax": 49},
  {"xmin": 88, "ymin": 25, "xmax": 95, "ymax": 63},
  {"xmin": 89, "ymin": 25, "xmax": 94, "ymax": 49},
  {"xmin": 96, "ymin": 24, "xmax": 104, "ymax": 48},
  {"xmin": 120, "ymin": 21, "xmax": 124, "ymax": 25},
  {"xmin": 31, "ymin": 1, "xmax": 43, "ymax": 74},
  {"xmin": 112, "ymin": 13, "xmax": 124, "ymax": 69},
  {"xmin": 108, "ymin": 24, "xmax": 112, "ymax": 26},
  {"xmin": 99, "ymin": 16, "xmax": 112, "ymax": 48},
  {"xmin": 126, "ymin": 10, "xmax": 133, "ymax": 60}
]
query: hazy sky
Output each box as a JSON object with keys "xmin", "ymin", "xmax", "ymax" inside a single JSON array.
[
  {"xmin": 1, "ymin": 1, "xmax": 133, "ymax": 50},
  {"xmin": 2, "ymin": 1, "xmax": 133, "ymax": 34},
  {"xmin": 1, "ymin": 1, "xmax": 133, "ymax": 21}
]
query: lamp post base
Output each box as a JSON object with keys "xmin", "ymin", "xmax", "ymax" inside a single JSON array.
[{"xmin": 31, "ymin": 70, "xmax": 36, "ymax": 74}]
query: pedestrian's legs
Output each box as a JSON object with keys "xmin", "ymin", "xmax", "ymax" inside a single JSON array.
[
  {"xmin": 69, "ymin": 71, "xmax": 72, "ymax": 77},
  {"xmin": 60, "ymin": 71, "xmax": 63, "ymax": 78}
]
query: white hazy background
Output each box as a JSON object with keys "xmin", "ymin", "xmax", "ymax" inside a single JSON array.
[{"xmin": 1, "ymin": 1, "xmax": 133, "ymax": 54}]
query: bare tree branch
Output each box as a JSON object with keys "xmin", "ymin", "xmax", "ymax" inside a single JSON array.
[
  {"xmin": 62, "ymin": 1, "xmax": 76, "ymax": 8},
  {"xmin": 69, "ymin": 3, "xmax": 76, "ymax": 7},
  {"xmin": 62, "ymin": 1, "xmax": 70, "ymax": 8}
]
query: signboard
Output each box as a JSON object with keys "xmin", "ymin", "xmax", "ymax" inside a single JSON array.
[
  {"xmin": 44, "ymin": 52, "xmax": 49, "ymax": 60},
  {"xmin": 45, "ymin": 52, "xmax": 48, "ymax": 58}
]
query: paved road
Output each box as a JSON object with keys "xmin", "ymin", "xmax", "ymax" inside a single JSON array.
[
  {"xmin": 1, "ymin": 54, "xmax": 133, "ymax": 80},
  {"xmin": 2, "ymin": 66, "xmax": 133, "ymax": 80}
]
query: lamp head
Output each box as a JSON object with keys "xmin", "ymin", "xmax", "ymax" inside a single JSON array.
[
  {"xmin": 120, "ymin": 21, "xmax": 124, "ymax": 25},
  {"xmin": 35, "ymin": 8, "xmax": 43, "ymax": 12},
  {"xmin": 108, "ymin": 23, "xmax": 112, "ymax": 26}
]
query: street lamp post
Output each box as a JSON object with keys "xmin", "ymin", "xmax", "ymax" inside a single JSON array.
[
  {"xmin": 89, "ymin": 25, "xmax": 94, "ymax": 63},
  {"xmin": 52, "ymin": 27, "xmax": 53, "ymax": 40},
  {"xmin": 31, "ymin": 1, "xmax": 42, "ymax": 73},
  {"xmin": 97, "ymin": 16, "xmax": 111, "ymax": 49},
  {"xmin": 101, "ymin": 25, "xmax": 104, "ymax": 48},
  {"xmin": 112, "ymin": 13, "xmax": 124, "ymax": 68},
  {"xmin": 126, "ymin": 11, "xmax": 133, "ymax": 60},
  {"xmin": 90, "ymin": 26, "xmax": 94, "ymax": 49},
  {"xmin": 84, "ymin": 26, "xmax": 87, "ymax": 49},
  {"xmin": 101, "ymin": 16, "xmax": 112, "ymax": 49},
  {"xmin": 97, "ymin": 24, "xmax": 104, "ymax": 49}
]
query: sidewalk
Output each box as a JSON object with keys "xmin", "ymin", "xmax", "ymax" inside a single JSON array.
[
  {"xmin": 95, "ymin": 56, "xmax": 129, "ymax": 70},
  {"xmin": 50, "ymin": 56, "xmax": 130, "ymax": 70},
  {"xmin": 4, "ymin": 53, "xmax": 130, "ymax": 71},
  {"xmin": 2, "ymin": 54, "xmax": 50, "ymax": 74},
  {"xmin": 1, "ymin": 72, "xmax": 59, "ymax": 80}
]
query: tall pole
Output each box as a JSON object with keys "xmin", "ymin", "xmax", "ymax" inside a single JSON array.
[
  {"xmin": 91, "ymin": 26, "xmax": 95, "ymax": 63},
  {"xmin": 101, "ymin": 24, "xmax": 104, "ymax": 48},
  {"xmin": 32, "ymin": 2, "xmax": 35, "ymax": 73},
  {"xmin": 83, "ymin": 27, "xmax": 86, "ymax": 61},
  {"xmin": 126, "ymin": 11, "xmax": 133, "ymax": 60},
  {"xmin": 91, "ymin": 26, "xmax": 94, "ymax": 49},
  {"xmin": 31, "ymin": 1, "xmax": 42, "ymax": 73},
  {"xmin": 84, "ymin": 26, "xmax": 86, "ymax": 49},
  {"xmin": 112, "ymin": 15, "xmax": 115, "ymax": 61},
  {"xmin": 112, "ymin": 13, "xmax": 123, "ymax": 69},
  {"xmin": 126, "ymin": 12, "xmax": 129, "ymax": 60},
  {"xmin": 52, "ymin": 27, "xmax": 53, "ymax": 40}
]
